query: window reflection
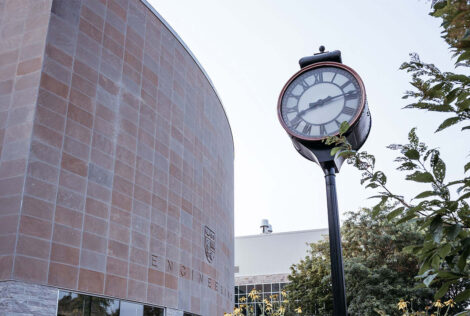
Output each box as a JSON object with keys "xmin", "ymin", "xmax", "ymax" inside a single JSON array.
[
  {"xmin": 144, "ymin": 306, "xmax": 164, "ymax": 316},
  {"xmin": 57, "ymin": 291, "xmax": 163, "ymax": 316}
]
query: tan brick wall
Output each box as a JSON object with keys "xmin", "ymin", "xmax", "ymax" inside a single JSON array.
[{"xmin": 0, "ymin": 1, "xmax": 234, "ymax": 315}]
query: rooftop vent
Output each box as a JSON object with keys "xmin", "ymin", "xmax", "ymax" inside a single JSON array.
[{"xmin": 260, "ymin": 219, "xmax": 272, "ymax": 234}]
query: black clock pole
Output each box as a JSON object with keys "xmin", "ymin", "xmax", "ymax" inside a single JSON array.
[{"xmin": 324, "ymin": 165, "xmax": 348, "ymax": 316}]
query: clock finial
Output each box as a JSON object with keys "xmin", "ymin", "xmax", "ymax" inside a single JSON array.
[{"xmin": 319, "ymin": 45, "xmax": 326, "ymax": 53}]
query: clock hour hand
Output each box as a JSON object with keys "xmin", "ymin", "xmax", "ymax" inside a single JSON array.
[{"xmin": 298, "ymin": 97, "xmax": 328, "ymax": 116}]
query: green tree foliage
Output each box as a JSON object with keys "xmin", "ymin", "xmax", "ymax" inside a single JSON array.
[
  {"xmin": 285, "ymin": 208, "xmax": 446, "ymax": 316},
  {"xmin": 326, "ymin": 0, "xmax": 470, "ymax": 305}
]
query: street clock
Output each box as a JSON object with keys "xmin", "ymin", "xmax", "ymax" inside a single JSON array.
[{"xmin": 277, "ymin": 49, "xmax": 371, "ymax": 171}]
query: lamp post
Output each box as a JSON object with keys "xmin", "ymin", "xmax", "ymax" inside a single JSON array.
[{"xmin": 277, "ymin": 47, "xmax": 372, "ymax": 315}]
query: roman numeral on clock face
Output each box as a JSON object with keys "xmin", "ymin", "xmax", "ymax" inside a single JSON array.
[
  {"xmin": 301, "ymin": 79, "xmax": 309, "ymax": 88},
  {"xmin": 345, "ymin": 90, "xmax": 358, "ymax": 100},
  {"xmin": 320, "ymin": 125, "xmax": 327, "ymax": 136},
  {"xmin": 302, "ymin": 124, "xmax": 311, "ymax": 135},
  {"xmin": 340, "ymin": 81, "xmax": 351, "ymax": 89},
  {"xmin": 342, "ymin": 106, "xmax": 355, "ymax": 116},
  {"xmin": 290, "ymin": 116, "xmax": 302, "ymax": 129},
  {"xmin": 314, "ymin": 72, "xmax": 323, "ymax": 84},
  {"xmin": 285, "ymin": 107, "xmax": 297, "ymax": 114}
]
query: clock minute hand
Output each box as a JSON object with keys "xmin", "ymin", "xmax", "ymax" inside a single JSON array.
[
  {"xmin": 321, "ymin": 91, "xmax": 357, "ymax": 105},
  {"xmin": 298, "ymin": 91, "xmax": 356, "ymax": 116}
]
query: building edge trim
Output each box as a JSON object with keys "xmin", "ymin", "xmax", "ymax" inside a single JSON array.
[
  {"xmin": 235, "ymin": 227, "xmax": 329, "ymax": 239},
  {"xmin": 140, "ymin": 0, "xmax": 235, "ymax": 154}
]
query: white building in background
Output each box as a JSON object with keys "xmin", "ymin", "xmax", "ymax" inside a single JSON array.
[{"xmin": 234, "ymin": 220, "xmax": 328, "ymax": 313}]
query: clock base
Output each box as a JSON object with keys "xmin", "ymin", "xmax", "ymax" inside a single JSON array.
[{"xmin": 291, "ymin": 138, "xmax": 345, "ymax": 173}]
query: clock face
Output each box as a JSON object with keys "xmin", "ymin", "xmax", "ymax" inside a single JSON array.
[{"xmin": 279, "ymin": 64, "xmax": 365, "ymax": 140}]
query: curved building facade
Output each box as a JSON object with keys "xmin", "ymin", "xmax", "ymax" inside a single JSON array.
[{"xmin": 0, "ymin": 0, "xmax": 234, "ymax": 315}]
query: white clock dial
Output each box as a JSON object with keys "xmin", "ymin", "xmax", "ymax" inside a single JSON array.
[{"xmin": 279, "ymin": 65, "xmax": 364, "ymax": 140}]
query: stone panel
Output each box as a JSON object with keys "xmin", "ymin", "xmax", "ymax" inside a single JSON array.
[{"xmin": 0, "ymin": 280, "xmax": 58, "ymax": 316}]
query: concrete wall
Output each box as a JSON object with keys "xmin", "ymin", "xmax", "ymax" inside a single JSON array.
[
  {"xmin": 235, "ymin": 229, "xmax": 328, "ymax": 277},
  {"xmin": 0, "ymin": 1, "xmax": 234, "ymax": 315}
]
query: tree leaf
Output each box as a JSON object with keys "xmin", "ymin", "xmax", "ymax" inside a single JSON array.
[
  {"xmin": 437, "ymin": 271, "xmax": 462, "ymax": 279},
  {"xmin": 433, "ymin": 0, "xmax": 447, "ymax": 10},
  {"xmin": 386, "ymin": 207, "xmax": 404, "ymax": 221},
  {"xmin": 437, "ymin": 243, "xmax": 451, "ymax": 258},
  {"xmin": 430, "ymin": 216, "xmax": 443, "ymax": 243},
  {"xmin": 434, "ymin": 281, "xmax": 451, "ymax": 299},
  {"xmin": 330, "ymin": 147, "xmax": 341, "ymax": 156},
  {"xmin": 339, "ymin": 121, "xmax": 350, "ymax": 135},
  {"xmin": 414, "ymin": 191, "xmax": 437, "ymax": 199},
  {"xmin": 396, "ymin": 212, "xmax": 417, "ymax": 224},
  {"xmin": 465, "ymin": 162, "xmax": 470, "ymax": 173},
  {"xmin": 365, "ymin": 183, "xmax": 379, "ymax": 189},
  {"xmin": 431, "ymin": 154, "xmax": 446, "ymax": 183},
  {"xmin": 457, "ymin": 244, "xmax": 470, "ymax": 272},
  {"xmin": 455, "ymin": 289, "xmax": 470, "ymax": 303},
  {"xmin": 444, "ymin": 87, "xmax": 460, "ymax": 104},
  {"xmin": 423, "ymin": 273, "xmax": 437, "ymax": 287},
  {"xmin": 404, "ymin": 149, "xmax": 420, "ymax": 160},
  {"xmin": 406, "ymin": 171, "xmax": 434, "ymax": 183},
  {"xmin": 458, "ymin": 191, "xmax": 470, "ymax": 201},
  {"xmin": 456, "ymin": 50, "xmax": 470, "ymax": 63},
  {"xmin": 435, "ymin": 116, "xmax": 461, "ymax": 132},
  {"xmin": 445, "ymin": 224, "xmax": 462, "ymax": 240},
  {"xmin": 462, "ymin": 125, "xmax": 470, "ymax": 131},
  {"xmin": 431, "ymin": 254, "xmax": 441, "ymax": 269},
  {"xmin": 430, "ymin": 216, "xmax": 442, "ymax": 233}
]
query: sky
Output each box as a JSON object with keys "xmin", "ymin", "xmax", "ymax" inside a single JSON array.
[{"xmin": 148, "ymin": 0, "xmax": 468, "ymax": 237}]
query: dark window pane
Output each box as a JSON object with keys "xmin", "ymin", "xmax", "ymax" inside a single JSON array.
[
  {"xmin": 57, "ymin": 291, "xmax": 119, "ymax": 316},
  {"xmin": 246, "ymin": 285, "xmax": 254, "ymax": 293},
  {"xmin": 90, "ymin": 297, "xmax": 119, "ymax": 316},
  {"xmin": 262, "ymin": 284, "xmax": 271, "ymax": 293},
  {"xmin": 272, "ymin": 283, "xmax": 279, "ymax": 292},
  {"xmin": 280, "ymin": 283, "xmax": 287, "ymax": 289},
  {"xmin": 238, "ymin": 285, "xmax": 246, "ymax": 295},
  {"xmin": 234, "ymin": 286, "xmax": 239, "ymax": 295},
  {"xmin": 143, "ymin": 305, "xmax": 164, "ymax": 316},
  {"xmin": 57, "ymin": 291, "xmax": 85, "ymax": 316},
  {"xmin": 255, "ymin": 284, "xmax": 262, "ymax": 291}
]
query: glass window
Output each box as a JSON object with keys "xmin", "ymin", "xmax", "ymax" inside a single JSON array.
[
  {"xmin": 58, "ymin": 292, "xmax": 119, "ymax": 316},
  {"xmin": 262, "ymin": 284, "xmax": 271, "ymax": 293},
  {"xmin": 58, "ymin": 291, "xmax": 84, "ymax": 316},
  {"xmin": 119, "ymin": 301, "xmax": 143, "ymax": 316},
  {"xmin": 143, "ymin": 306, "xmax": 164, "ymax": 316},
  {"xmin": 272, "ymin": 283, "xmax": 279, "ymax": 292},
  {"xmin": 57, "ymin": 291, "xmax": 163, "ymax": 316}
]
